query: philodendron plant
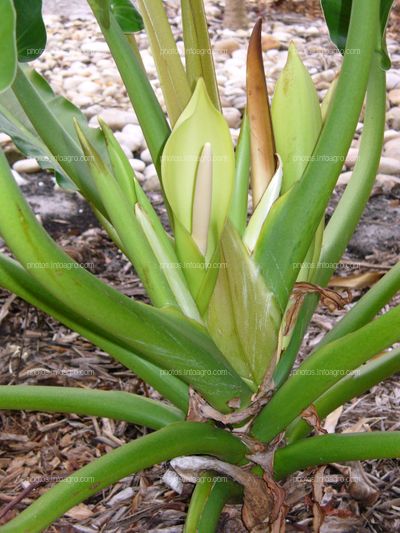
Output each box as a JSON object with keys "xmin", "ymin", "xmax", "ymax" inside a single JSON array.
[{"xmin": 0, "ymin": 0, "xmax": 399, "ymax": 530}]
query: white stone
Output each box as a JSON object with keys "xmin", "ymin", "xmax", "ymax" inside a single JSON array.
[
  {"xmin": 386, "ymin": 72, "xmax": 400, "ymax": 90},
  {"xmin": 12, "ymin": 170, "xmax": 28, "ymax": 186},
  {"xmin": 13, "ymin": 158, "xmax": 41, "ymax": 174},
  {"xmin": 387, "ymin": 107, "xmax": 400, "ymax": 130},
  {"xmin": 144, "ymin": 164, "xmax": 157, "ymax": 180},
  {"xmin": 384, "ymin": 130, "xmax": 400, "ymax": 143},
  {"xmin": 383, "ymin": 137, "xmax": 400, "ymax": 159},
  {"xmin": 78, "ymin": 80, "xmax": 99, "ymax": 95},
  {"xmin": 90, "ymin": 109, "xmax": 138, "ymax": 130},
  {"xmin": 81, "ymin": 41, "xmax": 109, "ymax": 54},
  {"xmin": 337, "ymin": 172, "xmax": 352, "ymax": 186},
  {"xmin": 379, "ymin": 156, "xmax": 400, "ymax": 175},
  {"xmin": 0, "ymin": 133, "xmax": 11, "ymax": 144},
  {"xmin": 223, "ymin": 107, "xmax": 241, "ymax": 129},
  {"xmin": 272, "ymin": 31, "xmax": 292, "ymax": 42},
  {"xmin": 375, "ymin": 174, "xmax": 400, "ymax": 192},
  {"xmin": 72, "ymin": 94, "xmax": 92, "ymax": 107},
  {"xmin": 140, "ymin": 148, "xmax": 152, "ymax": 164},
  {"xmin": 129, "ymin": 159, "xmax": 146, "ymax": 173},
  {"xmin": 116, "ymin": 141, "xmax": 132, "ymax": 159},
  {"xmin": 345, "ymin": 148, "xmax": 359, "ymax": 168},
  {"xmin": 121, "ymin": 124, "xmax": 145, "ymax": 152}
]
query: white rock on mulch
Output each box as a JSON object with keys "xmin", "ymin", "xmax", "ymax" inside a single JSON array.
[
  {"xmin": 130, "ymin": 159, "xmax": 146, "ymax": 173},
  {"xmin": 384, "ymin": 137, "xmax": 400, "ymax": 159},
  {"xmin": 223, "ymin": 107, "xmax": 241, "ymax": 129},
  {"xmin": 120, "ymin": 124, "xmax": 145, "ymax": 152},
  {"xmin": 379, "ymin": 156, "xmax": 400, "ymax": 175},
  {"xmin": 13, "ymin": 158, "xmax": 41, "ymax": 174},
  {"xmin": 0, "ymin": 133, "xmax": 11, "ymax": 145},
  {"xmin": 12, "ymin": 170, "xmax": 28, "ymax": 186},
  {"xmin": 89, "ymin": 109, "xmax": 138, "ymax": 131},
  {"xmin": 387, "ymin": 108, "xmax": 400, "ymax": 130},
  {"xmin": 140, "ymin": 149, "xmax": 152, "ymax": 165}
]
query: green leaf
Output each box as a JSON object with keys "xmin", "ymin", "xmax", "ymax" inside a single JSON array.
[
  {"xmin": 0, "ymin": 252, "xmax": 189, "ymax": 411},
  {"xmin": 229, "ymin": 110, "xmax": 250, "ymax": 236},
  {"xmin": 321, "ymin": 0, "xmax": 395, "ymax": 69},
  {"xmin": 9, "ymin": 65, "xmax": 111, "ymax": 206},
  {"xmin": 0, "ymin": 0, "xmax": 17, "ymax": 93},
  {"xmin": 207, "ymin": 223, "xmax": 281, "ymax": 388},
  {"xmin": 0, "ymin": 422, "xmax": 247, "ymax": 533},
  {"xmin": 110, "ymin": 0, "xmax": 144, "ymax": 32},
  {"xmin": 181, "ymin": 0, "xmax": 220, "ymax": 109},
  {"xmin": 0, "ymin": 385, "xmax": 184, "ymax": 430},
  {"xmin": 13, "ymin": 0, "xmax": 47, "ymax": 62},
  {"xmin": 274, "ymin": 432, "xmax": 400, "ymax": 480},
  {"xmin": 89, "ymin": 5, "xmax": 170, "ymax": 172},
  {"xmin": 0, "ymin": 88, "xmax": 74, "ymax": 189},
  {"xmin": 0, "ymin": 150, "xmax": 253, "ymax": 412},
  {"xmin": 252, "ymin": 303, "xmax": 400, "ymax": 443},
  {"xmin": 253, "ymin": 0, "xmax": 379, "ymax": 313},
  {"xmin": 162, "ymin": 79, "xmax": 235, "ymax": 262},
  {"xmin": 271, "ymin": 42, "xmax": 322, "ymax": 194},
  {"xmin": 286, "ymin": 348, "xmax": 400, "ymax": 443},
  {"xmin": 137, "ymin": 0, "xmax": 191, "ymax": 126}
]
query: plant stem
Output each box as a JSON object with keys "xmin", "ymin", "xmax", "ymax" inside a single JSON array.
[
  {"xmin": 229, "ymin": 110, "xmax": 250, "ymax": 236},
  {"xmin": 0, "ymin": 253, "xmax": 189, "ymax": 411},
  {"xmin": 185, "ymin": 474, "xmax": 241, "ymax": 533},
  {"xmin": 274, "ymin": 432, "xmax": 400, "ymax": 480},
  {"xmin": 273, "ymin": 44, "xmax": 387, "ymax": 387},
  {"xmin": 285, "ymin": 348, "xmax": 400, "ymax": 443},
  {"xmin": 0, "ymin": 422, "xmax": 247, "ymax": 533},
  {"xmin": 319, "ymin": 264, "xmax": 400, "ymax": 347},
  {"xmin": 181, "ymin": 0, "xmax": 220, "ymax": 109},
  {"xmin": 254, "ymin": 0, "xmax": 380, "ymax": 313},
  {"xmin": 0, "ymin": 154, "xmax": 252, "ymax": 412},
  {"xmin": 251, "ymin": 304, "xmax": 400, "ymax": 443},
  {"xmin": 0, "ymin": 386, "xmax": 183, "ymax": 430},
  {"xmin": 89, "ymin": 4, "xmax": 170, "ymax": 172}
]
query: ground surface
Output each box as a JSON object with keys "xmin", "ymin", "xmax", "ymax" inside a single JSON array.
[{"xmin": 0, "ymin": 1, "xmax": 400, "ymax": 532}]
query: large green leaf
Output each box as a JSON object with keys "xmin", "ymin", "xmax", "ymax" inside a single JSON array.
[
  {"xmin": 207, "ymin": 223, "xmax": 281, "ymax": 388},
  {"xmin": 111, "ymin": 0, "xmax": 144, "ymax": 32},
  {"xmin": 162, "ymin": 79, "xmax": 235, "ymax": 261},
  {"xmin": 252, "ymin": 303, "xmax": 400, "ymax": 443},
  {"xmin": 321, "ymin": 0, "xmax": 395, "ymax": 69},
  {"xmin": 181, "ymin": 0, "xmax": 220, "ymax": 109},
  {"xmin": 0, "ymin": 88, "xmax": 75, "ymax": 189},
  {"xmin": 137, "ymin": 0, "xmax": 191, "ymax": 126},
  {"xmin": 13, "ymin": 0, "xmax": 47, "ymax": 62},
  {"xmin": 0, "ymin": 150, "xmax": 253, "ymax": 411},
  {"xmin": 4, "ymin": 66, "xmax": 110, "ymax": 196},
  {"xmin": 0, "ymin": 0, "xmax": 17, "ymax": 93}
]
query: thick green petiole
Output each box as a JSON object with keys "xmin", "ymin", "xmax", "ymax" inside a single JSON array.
[
  {"xmin": 252, "ymin": 304, "xmax": 400, "ymax": 443},
  {"xmin": 273, "ymin": 45, "xmax": 387, "ymax": 387},
  {"xmin": 254, "ymin": 0, "xmax": 380, "ymax": 312},
  {"xmin": 229, "ymin": 110, "xmax": 250, "ymax": 236},
  {"xmin": 0, "ymin": 422, "xmax": 248, "ymax": 533},
  {"xmin": 320, "ymin": 263, "xmax": 400, "ymax": 347},
  {"xmin": 0, "ymin": 386, "xmax": 183, "ymax": 430},
  {"xmin": 274, "ymin": 432, "xmax": 400, "ymax": 480},
  {"xmin": 88, "ymin": 3, "xmax": 170, "ymax": 172},
  {"xmin": 285, "ymin": 348, "xmax": 400, "ymax": 443},
  {"xmin": 181, "ymin": 0, "xmax": 220, "ymax": 109},
  {"xmin": 137, "ymin": 0, "xmax": 191, "ymax": 126},
  {"xmin": 0, "ymin": 252, "xmax": 189, "ymax": 411},
  {"xmin": 185, "ymin": 474, "xmax": 242, "ymax": 533}
]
